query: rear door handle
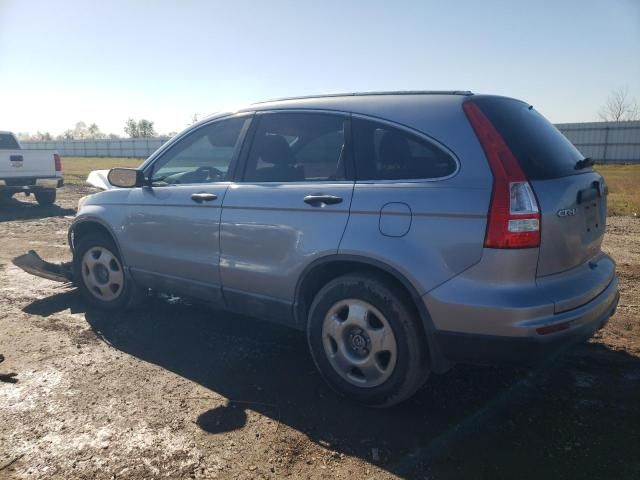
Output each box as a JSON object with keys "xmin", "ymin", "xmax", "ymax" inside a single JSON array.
[
  {"xmin": 303, "ymin": 194, "xmax": 343, "ymax": 206},
  {"xmin": 191, "ymin": 192, "xmax": 218, "ymax": 203}
]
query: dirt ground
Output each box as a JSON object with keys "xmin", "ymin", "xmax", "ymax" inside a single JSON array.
[{"xmin": 1, "ymin": 185, "xmax": 639, "ymax": 480}]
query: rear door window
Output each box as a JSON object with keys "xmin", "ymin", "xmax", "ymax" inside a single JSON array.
[
  {"xmin": 352, "ymin": 118, "xmax": 457, "ymax": 181},
  {"xmin": 0, "ymin": 134, "xmax": 20, "ymax": 150},
  {"xmin": 472, "ymin": 97, "xmax": 586, "ymax": 179},
  {"xmin": 243, "ymin": 113, "xmax": 347, "ymax": 182}
]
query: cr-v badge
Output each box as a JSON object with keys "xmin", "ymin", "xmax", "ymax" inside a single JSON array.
[{"xmin": 557, "ymin": 208, "xmax": 577, "ymax": 217}]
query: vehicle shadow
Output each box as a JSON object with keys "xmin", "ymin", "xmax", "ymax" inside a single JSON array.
[
  {"xmin": 23, "ymin": 292, "xmax": 640, "ymax": 479},
  {"xmin": 0, "ymin": 195, "xmax": 75, "ymax": 222}
]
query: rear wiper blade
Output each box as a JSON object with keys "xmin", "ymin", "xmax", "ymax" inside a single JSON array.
[{"xmin": 575, "ymin": 157, "xmax": 595, "ymax": 170}]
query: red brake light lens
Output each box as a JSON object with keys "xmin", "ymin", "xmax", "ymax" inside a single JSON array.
[
  {"xmin": 54, "ymin": 154, "xmax": 62, "ymax": 172},
  {"xmin": 463, "ymin": 101, "xmax": 540, "ymax": 249}
]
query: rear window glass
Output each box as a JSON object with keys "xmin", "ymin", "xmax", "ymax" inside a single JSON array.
[
  {"xmin": 0, "ymin": 134, "xmax": 20, "ymax": 150},
  {"xmin": 473, "ymin": 97, "xmax": 586, "ymax": 179},
  {"xmin": 352, "ymin": 118, "xmax": 457, "ymax": 181}
]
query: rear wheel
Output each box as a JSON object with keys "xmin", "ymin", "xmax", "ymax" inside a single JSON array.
[
  {"xmin": 307, "ymin": 273, "xmax": 430, "ymax": 407},
  {"xmin": 35, "ymin": 190, "xmax": 56, "ymax": 206},
  {"xmin": 72, "ymin": 233, "xmax": 142, "ymax": 310}
]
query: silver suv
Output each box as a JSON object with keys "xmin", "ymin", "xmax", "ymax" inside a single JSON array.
[{"xmin": 70, "ymin": 91, "xmax": 619, "ymax": 407}]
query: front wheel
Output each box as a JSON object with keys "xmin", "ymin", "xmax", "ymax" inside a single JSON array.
[
  {"xmin": 307, "ymin": 273, "xmax": 430, "ymax": 407},
  {"xmin": 72, "ymin": 233, "xmax": 142, "ymax": 311}
]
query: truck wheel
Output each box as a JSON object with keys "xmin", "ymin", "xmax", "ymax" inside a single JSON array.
[
  {"xmin": 35, "ymin": 190, "xmax": 56, "ymax": 206},
  {"xmin": 72, "ymin": 233, "xmax": 142, "ymax": 311},
  {"xmin": 307, "ymin": 273, "xmax": 430, "ymax": 407}
]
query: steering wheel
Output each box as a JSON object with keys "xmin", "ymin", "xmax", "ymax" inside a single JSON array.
[{"xmin": 187, "ymin": 166, "xmax": 225, "ymax": 183}]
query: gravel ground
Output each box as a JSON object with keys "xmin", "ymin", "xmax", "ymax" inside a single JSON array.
[{"xmin": 1, "ymin": 186, "xmax": 639, "ymax": 479}]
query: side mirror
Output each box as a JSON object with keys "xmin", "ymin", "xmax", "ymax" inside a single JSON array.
[{"xmin": 107, "ymin": 168, "xmax": 145, "ymax": 188}]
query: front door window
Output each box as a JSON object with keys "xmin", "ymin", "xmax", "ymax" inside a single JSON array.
[{"xmin": 152, "ymin": 116, "xmax": 248, "ymax": 185}]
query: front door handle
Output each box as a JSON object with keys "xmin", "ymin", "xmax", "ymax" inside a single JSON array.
[
  {"xmin": 303, "ymin": 194, "xmax": 343, "ymax": 206},
  {"xmin": 191, "ymin": 192, "xmax": 218, "ymax": 203}
]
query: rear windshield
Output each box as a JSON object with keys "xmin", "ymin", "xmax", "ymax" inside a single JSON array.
[
  {"xmin": 0, "ymin": 134, "xmax": 20, "ymax": 150},
  {"xmin": 473, "ymin": 97, "xmax": 587, "ymax": 179}
]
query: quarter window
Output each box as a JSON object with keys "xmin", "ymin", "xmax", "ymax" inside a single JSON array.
[
  {"xmin": 352, "ymin": 118, "xmax": 456, "ymax": 180},
  {"xmin": 244, "ymin": 113, "xmax": 347, "ymax": 182},
  {"xmin": 151, "ymin": 116, "xmax": 248, "ymax": 186}
]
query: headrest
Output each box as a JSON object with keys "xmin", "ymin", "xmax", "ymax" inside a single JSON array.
[{"xmin": 256, "ymin": 134, "xmax": 296, "ymax": 166}]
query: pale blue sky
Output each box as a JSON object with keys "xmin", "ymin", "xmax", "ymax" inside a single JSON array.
[{"xmin": 1, "ymin": 0, "xmax": 638, "ymax": 136}]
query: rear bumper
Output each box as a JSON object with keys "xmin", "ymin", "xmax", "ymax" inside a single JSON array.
[
  {"xmin": 0, "ymin": 177, "xmax": 63, "ymax": 193},
  {"xmin": 435, "ymin": 277, "xmax": 620, "ymax": 364},
  {"xmin": 432, "ymin": 275, "xmax": 619, "ymax": 365}
]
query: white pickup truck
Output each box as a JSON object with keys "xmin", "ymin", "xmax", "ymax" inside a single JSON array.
[{"xmin": 0, "ymin": 131, "xmax": 63, "ymax": 206}]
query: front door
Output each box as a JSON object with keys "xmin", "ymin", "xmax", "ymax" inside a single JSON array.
[
  {"xmin": 220, "ymin": 111, "xmax": 354, "ymax": 325},
  {"xmin": 120, "ymin": 115, "xmax": 251, "ymax": 305}
]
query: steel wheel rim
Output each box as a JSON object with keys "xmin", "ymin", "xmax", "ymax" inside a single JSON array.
[
  {"xmin": 321, "ymin": 299, "xmax": 398, "ymax": 388},
  {"xmin": 81, "ymin": 246, "xmax": 124, "ymax": 302}
]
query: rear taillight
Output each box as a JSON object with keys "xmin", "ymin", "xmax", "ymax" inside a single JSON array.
[
  {"xmin": 54, "ymin": 154, "xmax": 62, "ymax": 172},
  {"xmin": 463, "ymin": 101, "xmax": 540, "ymax": 248}
]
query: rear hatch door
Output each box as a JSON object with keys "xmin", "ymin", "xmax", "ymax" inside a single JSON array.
[
  {"xmin": 474, "ymin": 96, "xmax": 614, "ymax": 311},
  {"xmin": 532, "ymin": 172, "xmax": 606, "ymax": 276}
]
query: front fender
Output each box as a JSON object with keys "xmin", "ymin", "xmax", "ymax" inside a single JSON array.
[{"xmin": 68, "ymin": 206, "xmax": 124, "ymax": 257}]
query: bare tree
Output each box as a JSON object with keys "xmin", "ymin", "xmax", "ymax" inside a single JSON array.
[
  {"xmin": 87, "ymin": 123, "xmax": 107, "ymax": 139},
  {"xmin": 599, "ymin": 87, "xmax": 640, "ymax": 121},
  {"xmin": 32, "ymin": 131, "xmax": 52, "ymax": 141}
]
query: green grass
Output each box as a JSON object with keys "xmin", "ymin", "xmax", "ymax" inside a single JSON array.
[
  {"xmin": 62, "ymin": 156, "xmax": 143, "ymax": 184},
  {"xmin": 596, "ymin": 164, "xmax": 640, "ymax": 216},
  {"xmin": 61, "ymin": 157, "xmax": 640, "ymax": 217}
]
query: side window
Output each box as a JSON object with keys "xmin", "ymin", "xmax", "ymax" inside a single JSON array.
[
  {"xmin": 352, "ymin": 118, "xmax": 457, "ymax": 181},
  {"xmin": 151, "ymin": 116, "xmax": 247, "ymax": 186},
  {"xmin": 244, "ymin": 113, "xmax": 346, "ymax": 182}
]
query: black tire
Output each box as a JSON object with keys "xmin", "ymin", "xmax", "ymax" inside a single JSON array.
[
  {"xmin": 72, "ymin": 233, "xmax": 143, "ymax": 311},
  {"xmin": 35, "ymin": 190, "xmax": 56, "ymax": 206},
  {"xmin": 307, "ymin": 273, "xmax": 430, "ymax": 407}
]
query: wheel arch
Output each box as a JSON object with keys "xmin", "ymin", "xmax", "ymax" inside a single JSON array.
[
  {"xmin": 69, "ymin": 217, "xmax": 124, "ymax": 261},
  {"xmin": 294, "ymin": 254, "xmax": 452, "ymax": 373}
]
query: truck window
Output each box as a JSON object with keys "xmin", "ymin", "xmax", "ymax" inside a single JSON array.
[{"xmin": 0, "ymin": 134, "xmax": 20, "ymax": 150}]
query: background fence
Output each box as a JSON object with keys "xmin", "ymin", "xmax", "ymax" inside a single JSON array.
[
  {"xmin": 21, "ymin": 137, "xmax": 170, "ymax": 158},
  {"xmin": 555, "ymin": 120, "xmax": 640, "ymax": 164},
  {"xmin": 20, "ymin": 120, "xmax": 640, "ymax": 163}
]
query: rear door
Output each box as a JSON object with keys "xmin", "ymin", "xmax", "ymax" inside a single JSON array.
[
  {"xmin": 473, "ymin": 97, "xmax": 613, "ymax": 310},
  {"xmin": 219, "ymin": 111, "xmax": 354, "ymax": 326}
]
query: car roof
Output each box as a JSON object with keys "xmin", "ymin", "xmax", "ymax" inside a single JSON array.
[
  {"xmin": 239, "ymin": 90, "xmax": 472, "ymax": 114},
  {"xmin": 252, "ymin": 90, "xmax": 472, "ymax": 105},
  {"xmin": 197, "ymin": 91, "xmax": 484, "ymax": 126}
]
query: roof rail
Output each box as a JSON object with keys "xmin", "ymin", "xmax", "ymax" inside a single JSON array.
[{"xmin": 252, "ymin": 90, "xmax": 474, "ymax": 105}]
